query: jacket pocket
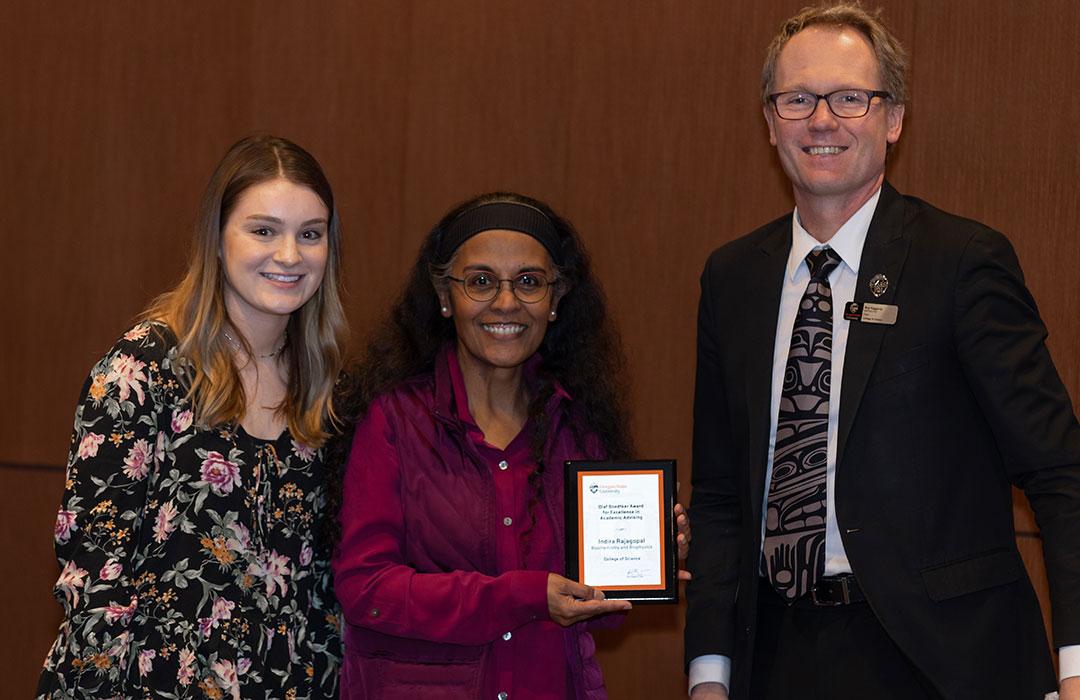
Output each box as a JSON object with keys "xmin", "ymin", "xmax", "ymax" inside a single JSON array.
[
  {"xmin": 869, "ymin": 344, "xmax": 928, "ymax": 386},
  {"xmin": 342, "ymin": 623, "xmax": 484, "ymax": 700},
  {"xmin": 371, "ymin": 658, "xmax": 482, "ymax": 699},
  {"xmin": 344, "ymin": 623, "xmax": 484, "ymax": 662},
  {"xmin": 919, "ymin": 547, "xmax": 1022, "ymax": 602}
]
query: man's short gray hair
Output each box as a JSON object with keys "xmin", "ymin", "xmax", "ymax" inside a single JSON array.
[{"xmin": 761, "ymin": 2, "xmax": 909, "ymax": 105}]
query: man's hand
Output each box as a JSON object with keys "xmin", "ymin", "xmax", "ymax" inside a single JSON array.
[
  {"xmin": 690, "ymin": 681, "xmax": 730, "ymax": 700},
  {"xmin": 546, "ymin": 573, "xmax": 632, "ymax": 626},
  {"xmin": 676, "ymin": 503, "xmax": 692, "ymax": 581}
]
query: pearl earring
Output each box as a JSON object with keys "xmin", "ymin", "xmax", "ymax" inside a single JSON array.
[
  {"xmin": 549, "ymin": 310, "xmax": 557, "ymax": 321},
  {"xmin": 441, "ymin": 306, "xmax": 449, "ymax": 314}
]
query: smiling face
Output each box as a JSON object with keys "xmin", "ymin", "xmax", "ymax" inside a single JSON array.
[
  {"xmin": 220, "ymin": 177, "xmax": 329, "ymax": 330},
  {"xmin": 764, "ymin": 25, "xmax": 904, "ymax": 214},
  {"xmin": 437, "ymin": 229, "xmax": 561, "ymax": 376}
]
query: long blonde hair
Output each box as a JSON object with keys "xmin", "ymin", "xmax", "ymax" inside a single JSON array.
[{"xmin": 144, "ymin": 134, "xmax": 347, "ymax": 447}]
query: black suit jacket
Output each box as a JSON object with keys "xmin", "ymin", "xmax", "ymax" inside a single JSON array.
[{"xmin": 684, "ymin": 183, "xmax": 1080, "ymax": 699}]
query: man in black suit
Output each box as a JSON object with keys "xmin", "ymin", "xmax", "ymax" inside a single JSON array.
[{"xmin": 684, "ymin": 4, "xmax": 1080, "ymax": 699}]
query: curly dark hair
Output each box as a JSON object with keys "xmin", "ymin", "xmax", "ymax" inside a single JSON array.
[{"xmin": 322, "ymin": 192, "xmax": 634, "ymax": 553}]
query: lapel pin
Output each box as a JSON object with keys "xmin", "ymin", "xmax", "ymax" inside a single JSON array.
[{"xmin": 869, "ymin": 273, "xmax": 889, "ymax": 298}]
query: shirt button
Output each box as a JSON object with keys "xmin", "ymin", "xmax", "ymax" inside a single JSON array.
[
  {"xmin": 502, "ymin": 631, "xmax": 512, "ymax": 641},
  {"xmin": 498, "ymin": 460, "xmax": 509, "ymax": 471},
  {"xmin": 498, "ymin": 693, "xmax": 509, "ymax": 700},
  {"xmin": 503, "ymin": 517, "xmax": 513, "ymax": 526},
  {"xmin": 370, "ymin": 608, "xmax": 379, "ymax": 618}
]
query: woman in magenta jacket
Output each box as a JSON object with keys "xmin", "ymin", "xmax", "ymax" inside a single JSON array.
[{"xmin": 329, "ymin": 192, "xmax": 685, "ymax": 699}]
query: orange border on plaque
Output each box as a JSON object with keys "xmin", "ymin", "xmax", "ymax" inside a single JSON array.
[{"xmin": 577, "ymin": 469, "xmax": 666, "ymax": 591}]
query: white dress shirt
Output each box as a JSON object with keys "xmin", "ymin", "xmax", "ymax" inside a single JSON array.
[{"xmin": 688, "ymin": 188, "xmax": 1078, "ymax": 693}]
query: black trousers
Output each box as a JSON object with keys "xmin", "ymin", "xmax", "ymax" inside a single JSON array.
[{"xmin": 749, "ymin": 578, "xmax": 942, "ymax": 700}]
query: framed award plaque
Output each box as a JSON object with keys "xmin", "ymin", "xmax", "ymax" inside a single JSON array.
[{"xmin": 564, "ymin": 459, "xmax": 678, "ymax": 603}]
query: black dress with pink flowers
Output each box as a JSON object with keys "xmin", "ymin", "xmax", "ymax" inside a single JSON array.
[{"xmin": 38, "ymin": 322, "xmax": 341, "ymax": 699}]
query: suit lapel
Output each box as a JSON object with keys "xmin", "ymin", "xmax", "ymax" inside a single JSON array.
[
  {"xmin": 836, "ymin": 182, "xmax": 912, "ymax": 470},
  {"xmin": 745, "ymin": 220, "xmax": 792, "ymax": 519}
]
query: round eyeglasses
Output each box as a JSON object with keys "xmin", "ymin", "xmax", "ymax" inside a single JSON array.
[
  {"xmin": 446, "ymin": 271, "xmax": 553, "ymax": 303},
  {"xmin": 768, "ymin": 89, "xmax": 892, "ymax": 120}
]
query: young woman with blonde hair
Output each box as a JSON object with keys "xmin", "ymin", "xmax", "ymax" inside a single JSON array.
[{"xmin": 38, "ymin": 134, "xmax": 347, "ymax": 699}]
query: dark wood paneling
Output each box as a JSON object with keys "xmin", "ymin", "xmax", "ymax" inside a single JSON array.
[
  {"xmin": 895, "ymin": 0, "xmax": 1080, "ymax": 407},
  {"xmin": 2, "ymin": 1, "xmax": 1077, "ymax": 697},
  {"xmin": 0, "ymin": 2, "xmax": 414, "ymax": 465},
  {"xmin": 0, "ymin": 464, "xmax": 66, "ymax": 698},
  {"xmin": 1018, "ymin": 533, "xmax": 1054, "ymax": 658},
  {"xmin": 395, "ymin": 0, "xmax": 578, "ymax": 263}
]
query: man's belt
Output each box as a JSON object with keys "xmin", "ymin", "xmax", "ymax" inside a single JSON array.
[{"xmin": 809, "ymin": 574, "xmax": 865, "ymax": 606}]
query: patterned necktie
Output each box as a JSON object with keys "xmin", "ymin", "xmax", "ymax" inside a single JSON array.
[{"xmin": 764, "ymin": 247, "xmax": 842, "ymax": 601}]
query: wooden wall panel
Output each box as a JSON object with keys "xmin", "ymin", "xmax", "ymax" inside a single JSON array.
[
  {"xmin": 0, "ymin": 465, "xmax": 66, "ymax": 696},
  {"xmin": 0, "ymin": 1, "xmax": 414, "ymax": 465},
  {"xmin": 394, "ymin": 0, "xmax": 578, "ymax": 267},
  {"xmin": 2, "ymin": 1, "xmax": 1077, "ymax": 697},
  {"xmin": 895, "ymin": 0, "xmax": 1080, "ymax": 404}
]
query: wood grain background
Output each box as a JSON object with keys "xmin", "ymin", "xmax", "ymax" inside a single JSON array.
[{"xmin": 2, "ymin": 1, "xmax": 1076, "ymax": 696}]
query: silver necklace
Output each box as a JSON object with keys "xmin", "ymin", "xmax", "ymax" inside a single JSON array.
[{"xmin": 222, "ymin": 328, "xmax": 287, "ymax": 359}]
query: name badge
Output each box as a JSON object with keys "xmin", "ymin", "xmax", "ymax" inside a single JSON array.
[{"xmin": 843, "ymin": 301, "xmax": 898, "ymax": 325}]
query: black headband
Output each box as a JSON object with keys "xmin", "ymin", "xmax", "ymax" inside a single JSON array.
[{"xmin": 436, "ymin": 201, "xmax": 562, "ymax": 264}]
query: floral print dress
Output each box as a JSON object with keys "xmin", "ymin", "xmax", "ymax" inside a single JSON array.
[{"xmin": 38, "ymin": 322, "xmax": 341, "ymax": 699}]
